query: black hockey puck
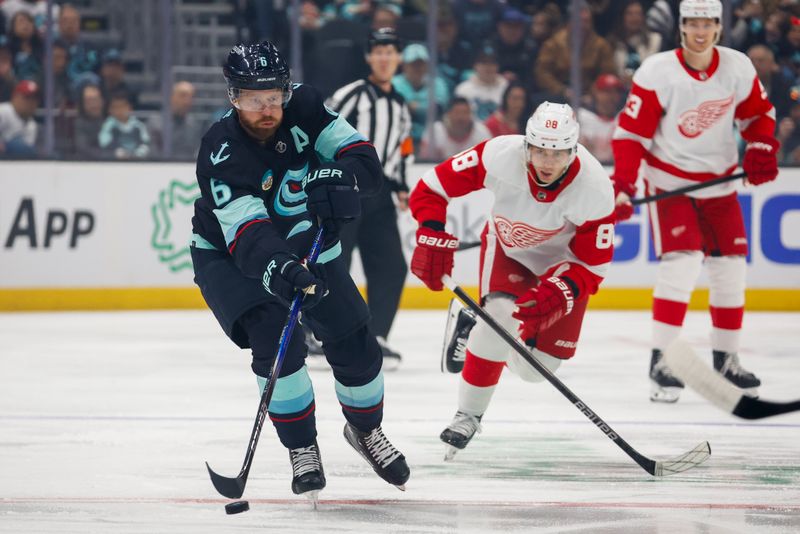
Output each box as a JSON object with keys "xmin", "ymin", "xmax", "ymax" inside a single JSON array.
[{"xmin": 225, "ymin": 500, "xmax": 250, "ymax": 515}]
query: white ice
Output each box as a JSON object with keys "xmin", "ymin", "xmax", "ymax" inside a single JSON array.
[{"xmin": 1, "ymin": 309, "xmax": 799, "ymax": 533}]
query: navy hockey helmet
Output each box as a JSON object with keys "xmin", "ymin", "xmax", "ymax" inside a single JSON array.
[
  {"xmin": 367, "ymin": 27, "xmax": 403, "ymax": 53},
  {"xmin": 222, "ymin": 41, "xmax": 293, "ymax": 107}
]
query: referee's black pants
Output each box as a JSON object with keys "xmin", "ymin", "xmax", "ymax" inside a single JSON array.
[{"xmin": 339, "ymin": 183, "xmax": 408, "ymax": 339}]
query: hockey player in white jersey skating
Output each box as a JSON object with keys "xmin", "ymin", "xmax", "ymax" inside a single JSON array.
[
  {"xmin": 409, "ymin": 102, "xmax": 615, "ymax": 459},
  {"xmin": 611, "ymin": 0, "xmax": 780, "ymax": 403}
]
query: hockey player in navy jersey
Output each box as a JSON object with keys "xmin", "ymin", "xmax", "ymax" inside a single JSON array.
[{"xmin": 189, "ymin": 41, "xmax": 410, "ymax": 499}]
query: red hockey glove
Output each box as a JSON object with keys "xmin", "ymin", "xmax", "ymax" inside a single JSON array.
[
  {"xmin": 512, "ymin": 276, "xmax": 576, "ymax": 342},
  {"xmin": 611, "ymin": 175, "xmax": 636, "ymax": 222},
  {"xmin": 410, "ymin": 226, "xmax": 458, "ymax": 291},
  {"xmin": 743, "ymin": 135, "xmax": 779, "ymax": 186}
]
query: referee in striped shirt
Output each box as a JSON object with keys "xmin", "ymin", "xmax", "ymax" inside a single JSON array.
[{"xmin": 325, "ymin": 28, "xmax": 413, "ymax": 368}]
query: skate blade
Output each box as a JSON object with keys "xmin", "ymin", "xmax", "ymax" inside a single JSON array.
[
  {"xmin": 394, "ymin": 484, "xmax": 406, "ymax": 491},
  {"xmin": 650, "ymin": 383, "xmax": 682, "ymax": 403},
  {"xmin": 443, "ymin": 445, "xmax": 459, "ymax": 461},
  {"xmin": 303, "ymin": 490, "xmax": 321, "ymax": 509}
]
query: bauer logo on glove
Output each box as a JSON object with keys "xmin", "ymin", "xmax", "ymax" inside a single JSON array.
[{"xmin": 302, "ymin": 167, "xmax": 344, "ymax": 189}]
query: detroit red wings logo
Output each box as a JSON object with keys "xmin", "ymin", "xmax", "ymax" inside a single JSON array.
[
  {"xmin": 494, "ymin": 216, "xmax": 563, "ymax": 248},
  {"xmin": 677, "ymin": 95, "xmax": 734, "ymax": 138}
]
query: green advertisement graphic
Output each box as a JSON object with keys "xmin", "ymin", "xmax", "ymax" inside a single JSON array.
[{"xmin": 150, "ymin": 179, "xmax": 201, "ymax": 272}]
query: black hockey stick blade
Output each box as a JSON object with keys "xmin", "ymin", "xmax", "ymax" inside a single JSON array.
[
  {"xmin": 664, "ymin": 339, "xmax": 800, "ymax": 420},
  {"xmin": 206, "ymin": 462, "xmax": 247, "ymax": 499},
  {"xmin": 441, "ymin": 276, "xmax": 710, "ymax": 477},
  {"xmin": 630, "ymin": 172, "xmax": 745, "ymax": 205}
]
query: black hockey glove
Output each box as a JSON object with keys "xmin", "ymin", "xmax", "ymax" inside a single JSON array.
[
  {"xmin": 302, "ymin": 162, "xmax": 361, "ymax": 229},
  {"xmin": 262, "ymin": 252, "xmax": 327, "ymax": 309}
]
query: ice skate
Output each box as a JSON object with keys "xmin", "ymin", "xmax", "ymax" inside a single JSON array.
[
  {"xmin": 650, "ymin": 349, "xmax": 684, "ymax": 403},
  {"xmin": 289, "ymin": 441, "xmax": 326, "ymax": 505},
  {"xmin": 377, "ymin": 336, "xmax": 402, "ymax": 372},
  {"xmin": 441, "ymin": 299, "xmax": 476, "ymax": 373},
  {"xmin": 343, "ymin": 423, "xmax": 410, "ymax": 490},
  {"xmin": 713, "ymin": 351, "xmax": 760, "ymax": 398},
  {"xmin": 440, "ymin": 410, "xmax": 482, "ymax": 460}
]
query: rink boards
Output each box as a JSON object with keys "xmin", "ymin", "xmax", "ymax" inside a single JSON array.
[{"xmin": 0, "ymin": 161, "xmax": 798, "ymax": 311}]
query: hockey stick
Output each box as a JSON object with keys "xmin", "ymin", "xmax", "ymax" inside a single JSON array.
[
  {"xmin": 206, "ymin": 226, "xmax": 326, "ymax": 499},
  {"xmin": 442, "ymin": 275, "xmax": 711, "ymax": 476},
  {"xmin": 629, "ymin": 172, "xmax": 746, "ymax": 206},
  {"xmin": 664, "ymin": 339, "xmax": 800, "ymax": 420},
  {"xmin": 456, "ymin": 172, "xmax": 747, "ymax": 252}
]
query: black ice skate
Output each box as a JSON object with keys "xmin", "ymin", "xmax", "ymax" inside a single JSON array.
[
  {"xmin": 440, "ymin": 410, "xmax": 482, "ymax": 461},
  {"xmin": 343, "ymin": 423, "xmax": 410, "ymax": 490},
  {"xmin": 289, "ymin": 441, "xmax": 326, "ymax": 505},
  {"xmin": 441, "ymin": 298, "xmax": 476, "ymax": 373},
  {"xmin": 713, "ymin": 350, "xmax": 761, "ymax": 397},
  {"xmin": 650, "ymin": 349, "xmax": 684, "ymax": 403},
  {"xmin": 377, "ymin": 336, "xmax": 402, "ymax": 372}
]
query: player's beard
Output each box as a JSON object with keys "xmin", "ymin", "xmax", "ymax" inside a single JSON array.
[{"xmin": 240, "ymin": 114, "xmax": 280, "ymax": 143}]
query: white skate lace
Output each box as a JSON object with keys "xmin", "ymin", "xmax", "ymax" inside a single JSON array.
[
  {"xmin": 363, "ymin": 427, "xmax": 401, "ymax": 468},
  {"xmin": 718, "ymin": 353, "xmax": 752, "ymax": 378},
  {"xmin": 453, "ymin": 337, "xmax": 467, "ymax": 361},
  {"xmin": 290, "ymin": 445, "xmax": 321, "ymax": 477},
  {"xmin": 448, "ymin": 411, "xmax": 482, "ymax": 438}
]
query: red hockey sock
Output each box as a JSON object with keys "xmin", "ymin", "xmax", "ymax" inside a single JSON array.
[
  {"xmin": 709, "ymin": 306, "xmax": 744, "ymax": 330},
  {"xmin": 653, "ymin": 297, "xmax": 688, "ymax": 327},
  {"xmin": 461, "ymin": 350, "xmax": 505, "ymax": 387}
]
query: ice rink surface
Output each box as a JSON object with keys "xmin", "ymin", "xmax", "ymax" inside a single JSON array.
[{"xmin": 1, "ymin": 308, "xmax": 799, "ymax": 533}]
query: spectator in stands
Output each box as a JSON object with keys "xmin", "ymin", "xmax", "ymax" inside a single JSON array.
[
  {"xmin": 484, "ymin": 81, "xmax": 527, "ymax": 137},
  {"xmin": 609, "ymin": 0, "xmax": 661, "ymax": 86},
  {"xmin": 370, "ymin": 3, "xmax": 401, "ymax": 31},
  {"xmin": 764, "ymin": 10, "xmax": 789, "ymax": 60},
  {"xmin": 780, "ymin": 15, "xmax": 800, "ymax": 79},
  {"xmin": 8, "ymin": 10, "xmax": 43, "ymax": 82},
  {"xmin": 58, "ymin": 3, "xmax": 100, "ymax": 93},
  {"xmin": 776, "ymin": 100, "xmax": 800, "ymax": 164},
  {"xmin": 52, "ymin": 39, "xmax": 72, "ymax": 108},
  {"xmin": 748, "ymin": 44, "xmax": 794, "ymax": 121},
  {"xmin": 527, "ymin": 4, "xmax": 562, "ymax": 79},
  {"xmin": 1, "ymin": 0, "xmax": 57, "ymax": 33},
  {"xmin": 534, "ymin": 4, "xmax": 615, "ymax": 104},
  {"xmin": 0, "ymin": 40, "xmax": 16, "ymax": 102},
  {"xmin": 492, "ymin": 6, "xmax": 536, "ymax": 85},
  {"xmin": 453, "ymin": 0, "xmax": 505, "ymax": 49},
  {"xmin": 577, "ymin": 73, "xmax": 624, "ymax": 164},
  {"xmin": 646, "ymin": 0, "xmax": 678, "ymax": 50},
  {"xmin": 322, "ymin": 0, "xmax": 375, "ymax": 25},
  {"xmin": 731, "ymin": 0, "xmax": 767, "ymax": 52},
  {"xmin": 419, "ymin": 96, "xmax": 491, "ymax": 161},
  {"xmin": 435, "ymin": 10, "xmax": 474, "ymax": 95},
  {"xmin": 99, "ymin": 48, "xmax": 138, "ymax": 109},
  {"xmin": 392, "ymin": 43, "xmax": 450, "ymax": 149},
  {"xmin": 149, "ymin": 81, "xmax": 204, "ymax": 160},
  {"xmin": 455, "ymin": 43, "xmax": 508, "ymax": 121},
  {"xmin": 0, "ymin": 79, "xmax": 39, "ymax": 158},
  {"xmin": 73, "ymin": 83, "xmax": 105, "ymax": 159},
  {"xmin": 98, "ymin": 90, "xmax": 150, "ymax": 160}
]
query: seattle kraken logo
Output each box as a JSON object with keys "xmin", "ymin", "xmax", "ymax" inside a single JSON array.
[{"xmin": 273, "ymin": 164, "xmax": 309, "ymax": 217}]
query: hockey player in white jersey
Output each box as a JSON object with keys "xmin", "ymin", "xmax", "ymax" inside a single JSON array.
[
  {"xmin": 611, "ymin": 0, "xmax": 780, "ymax": 402},
  {"xmin": 408, "ymin": 102, "xmax": 615, "ymax": 459}
]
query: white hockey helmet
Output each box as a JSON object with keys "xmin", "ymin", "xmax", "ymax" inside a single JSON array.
[
  {"xmin": 679, "ymin": 0, "xmax": 722, "ymax": 20},
  {"xmin": 525, "ymin": 101, "xmax": 579, "ymax": 165},
  {"xmin": 679, "ymin": 0, "xmax": 722, "ymax": 47}
]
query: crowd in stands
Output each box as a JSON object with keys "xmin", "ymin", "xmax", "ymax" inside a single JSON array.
[{"xmin": 5, "ymin": 0, "xmax": 800, "ymax": 164}]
